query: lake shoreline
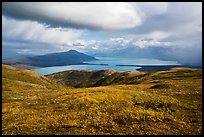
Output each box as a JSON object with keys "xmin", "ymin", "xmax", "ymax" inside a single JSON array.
[{"xmin": 32, "ymin": 57, "xmax": 201, "ymax": 75}]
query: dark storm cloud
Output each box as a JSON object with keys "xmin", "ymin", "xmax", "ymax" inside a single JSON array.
[
  {"xmin": 2, "ymin": 2, "xmax": 142, "ymax": 30},
  {"xmin": 2, "ymin": 3, "xmax": 98, "ymax": 30}
]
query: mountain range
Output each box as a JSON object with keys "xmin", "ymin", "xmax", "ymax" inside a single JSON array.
[
  {"xmin": 86, "ymin": 46, "xmax": 202, "ymax": 68},
  {"xmin": 2, "ymin": 50, "xmax": 97, "ymax": 69}
]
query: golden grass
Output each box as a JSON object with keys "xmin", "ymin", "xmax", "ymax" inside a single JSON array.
[{"xmin": 2, "ymin": 64, "xmax": 202, "ymax": 135}]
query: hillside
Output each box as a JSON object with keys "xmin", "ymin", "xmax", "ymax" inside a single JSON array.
[
  {"xmin": 2, "ymin": 64, "xmax": 65, "ymax": 92},
  {"xmin": 2, "ymin": 50, "xmax": 97, "ymax": 69},
  {"xmin": 47, "ymin": 67, "xmax": 202, "ymax": 88},
  {"xmin": 46, "ymin": 69, "xmax": 117, "ymax": 88},
  {"xmin": 2, "ymin": 64, "xmax": 202, "ymax": 135}
]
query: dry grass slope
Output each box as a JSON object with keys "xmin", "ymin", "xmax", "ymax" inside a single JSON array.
[{"xmin": 2, "ymin": 64, "xmax": 202, "ymax": 135}]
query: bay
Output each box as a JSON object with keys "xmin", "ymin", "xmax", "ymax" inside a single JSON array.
[{"xmin": 33, "ymin": 57, "xmax": 180, "ymax": 75}]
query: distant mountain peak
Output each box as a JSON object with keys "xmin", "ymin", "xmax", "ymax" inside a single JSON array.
[
  {"xmin": 66, "ymin": 50, "xmax": 82, "ymax": 55},
  {"xmin": 68, "ymin": 49, "xmax": 78, "ymax": 52}
]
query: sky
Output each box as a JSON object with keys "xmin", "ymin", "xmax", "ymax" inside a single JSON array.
[{"xmin": 2, "ymin": 2, "xmax": 202, "ymax": 66}]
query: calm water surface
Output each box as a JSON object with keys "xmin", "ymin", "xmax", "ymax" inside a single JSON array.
[{"xmin": 33, "ymin": 57, "xmax": 180, "ymax": 75}]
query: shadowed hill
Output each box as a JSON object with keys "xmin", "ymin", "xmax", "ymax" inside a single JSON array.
[
  {"xmin": 46, "ymin": 67, "xmax": 202, "ymax": 88},
  {"xmin": 46, "ymin": 69, "xmax": 117, "ymax": 88}
]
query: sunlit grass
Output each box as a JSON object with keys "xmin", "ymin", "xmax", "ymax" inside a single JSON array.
[{"xmin": 2, "ymin": 64, "xmax": 202, "ymax": 135}]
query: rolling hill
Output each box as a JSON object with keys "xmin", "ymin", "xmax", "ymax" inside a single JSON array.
[
  {"xmin": 2, "ymin": 64, "xmax": 65, "ymax": 92},
  {"xmin": 46, "ymin": 67, "xmax": 202, "ymax": 88},
  {"xmin": 2, "ymin": 64, "xmax": 202, "ymax": 135},
  {"xmin": 2, "ymin": 50, "xmax": 97, "ymax": 69}
]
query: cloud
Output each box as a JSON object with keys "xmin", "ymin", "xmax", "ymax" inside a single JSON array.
[
  {"xmin": 133, "ymin": 39, "xmax": 173, "ymax": 48},
  {"xmin": 132, "ymin": 2, "xmax": 168, "ymax": 17},
  {"xmin": 161, "ymin": 44, "xmax": 202, "ymax": 67},
  {"xmin": 77, "ymin": 37, "xmax": 174, "ymax": 53},
  {"xmin": 133, "ymin": 2, "xmax": 202, "ymax": 35},
  {"xmin": 3, "ymin": 16, "xmax": 82, "ymax": 45},
  {"xmin": 2, "ymin": 16, "xmax": 84, "ymax": 55},
  {"xmin": 127, "ymin": 2, "xmax": 202, "ymax": 67},
  {"xmin": 2, "ymin": 2, "xmax": 202, "ymax": 67},
  {"xmin": 108, "ymin": 38, "xmax": 131, "ymax": 47},
  {"xmin": 128, "ymin": 31, "xmax": 171, "ymax": 41},
  {"xmin": 2, "ymin": 2, "xmax": 143, "ymax": 30}
]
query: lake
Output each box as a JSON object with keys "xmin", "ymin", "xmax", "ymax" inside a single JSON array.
[{"xmin": 33, "ymin": 57, "xmax": 180, "ymax": 75}]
